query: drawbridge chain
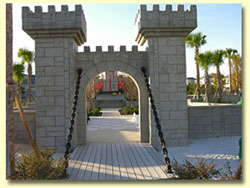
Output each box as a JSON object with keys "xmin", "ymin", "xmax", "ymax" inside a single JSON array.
[
  {"xmin": 64, "ymin": 68, "xmax": 83, "ymax": 173},
  {"xmin": 141, "ymin": 67, "xmax": 172, "ymax": 173}
]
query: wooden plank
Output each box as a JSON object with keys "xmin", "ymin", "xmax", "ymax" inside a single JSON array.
[
  {"xmin": 90, "ymin": 143, "xmax": 102, "ymax": 180},
  {"xmin": 115, "ymin": 143, "xmax": 129, "ymax": 180},
  {"xmin": 68, "ymin": 143, "xmax": 170, "ymax": 180},
  {"xmin": 68, "ymin": 145, "xmax": 89, "ymax": 180},
  {"xmin": 106, "ymin": 143, "xmax": 113, "ymax": 180},
  {"xmin": 134, "ymin": 143, "xmax": 160, "ymax": 179},
  {"xmin": 98, "ymin": 143, "xmax": 107, "ymax": 180},
  {"xmin": 144, "ymin": 144, "xmax": 165, "ymax": 165},
  {"xmin": 119, "ymin": 143, "xmax": 136, "ymax": 180},
  {"xmin": 127, "ymin": 143, "xmax": 152, "ymax": 180},
  {"xmin": 123, "ymin": 143, "xmax": 144, "ymax": 180},
  {"xmin": 67, "ymin": 146, "xmax": 82, "ymax": 175},
  {"xmin": 111, "ymin": 143, "xmax": 121, "ymax": 180},
  {"xmin": 75, "ymin": 144, "xmax": 94, "ymax": 180},
  {"xmin": 137, "ymin": 143, "xmax": 168, "ymax": 179},
  {"xmin": 83, "ymin": 143, "xmax": 98, "ymax": 180},
  {"xmin": 142, "ymin": 143, "xmax": 173, "ymax": 179}
]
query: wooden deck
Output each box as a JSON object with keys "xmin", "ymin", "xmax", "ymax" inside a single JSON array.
[{"xmin": 67, "ymin": 143, "xmax": 172, "ymax": 180}]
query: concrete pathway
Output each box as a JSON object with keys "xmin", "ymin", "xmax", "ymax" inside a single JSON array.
[
  {"xmin": 87, "ymin": 108, "xmax": 139, "ymax": 143},
  {"xmin": 87, "ymin": 108, "xmax": 138, "ymax": 131}
]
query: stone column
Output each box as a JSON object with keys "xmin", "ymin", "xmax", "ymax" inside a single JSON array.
[
  {"xmin": 22, "ymin": 5, "xmax": 86, "ymax": 152},
  {"xmin": 135, "ymin": 4, "xmax": 197, "ymax": 149}
]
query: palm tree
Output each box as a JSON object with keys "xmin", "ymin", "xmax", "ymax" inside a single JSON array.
[
  {"xmin": 185, "ymin": 32, "xmax": 207, "ymax": 101},
  {"xmin": 232, "ymin": 54, "xmax": 242, "ymax": 94},
  {"xmin": 195, "ymin": 51, "xmax": 213, "ymax": 103},
  {"xmin": 6, "ymin": 3, "xmax": 15, "ymax": 177},
  {"xmin": 224, "ymin": 48, "xmax": 238, "ymax": 93},
  {"xmin": 18, "ymin": 48, "xmax": 35, "ymax": 104},
  {"xmin": 211, "ymin": 50, "xmax": 225, "ymax": 102},
  {"xmin": 13, "ymin": 63, "xmax": 25, "ymax": 102}
]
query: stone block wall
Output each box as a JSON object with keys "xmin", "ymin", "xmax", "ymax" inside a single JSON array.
[
  {"xmin": 13, "ymin": 110, "xmax": 36, "ymax": 144},
  {"xmin": 188, "ymin": 105, "xmax": 242, "ymax": 139},
  {"xmin": 22, "ymin": 5, "xmax": 86, "ymax": 152},
  {"xmin": 135, "ymin": 4, "xmax": 197, "ymax": 149},
  {"xmin": 34, "ymin": 38, "xmax": 78, "ymax": 152}
]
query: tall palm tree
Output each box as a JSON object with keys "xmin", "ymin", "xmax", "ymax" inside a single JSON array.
[
  {"xmin": 232, "ymin": 54, "xmax": 242, "ymax": 94},
  {"xmin": 6, "ymin": 3, "xmax": 15, "ymax": 177},
  {"xmin": 211, "ymin": 50, "xmax": 225, "ymax": 102},
  {"xmin": 185, "ymin": 32, "xmax": 207, "ymax": 101},
  {"xmin": 195, "ymin": 51, "xmax": 213, "ymax": 103},
  {"xmin": 18, "ymin": 48, "xmax": 35, "ymax": 103},
  {"xmin": 13, "ymin": 63, "xmax": 25, "ymax": 102},
  {"xmin": 224, "ymin": 48, "xmax": 238, "ymax": 93}
]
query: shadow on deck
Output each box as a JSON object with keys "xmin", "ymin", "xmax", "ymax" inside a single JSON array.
[{"xmin": 67, "ymin": 143, "xmax": 172, "ymax": 180}]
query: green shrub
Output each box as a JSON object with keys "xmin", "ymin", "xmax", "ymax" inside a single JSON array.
[
  {"xmin": 92, "ymin": 107, "xmax": 100, "ymax": 115},
  {"xmin": 88, "ymin": 107, "xmax": 102, "ymax": 116},
  {"xmin": 121, "ymin": 106, "xmax": 139, "ymax": 115},
  {"xmin": 11, "ymin": 148, "xmax": 67, "ymax": 180},
  {"xmin": 122, "ymin": 106, "xmax": 130, "ymax": 114},
  {"xmin": 172, "ymin": 158, "xmax": 221, "ymax": 180},
  {"xmin": 132, "ymin": 106, "xmax": 139, "ymax": 114}
]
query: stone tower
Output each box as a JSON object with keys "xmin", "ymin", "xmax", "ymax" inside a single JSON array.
[
  {"xmin": 135, "ymin": 5, "xmax": 197, "ymax": 148},
  {"xmin": 22, "ymin": 5, "xmax": 86, "ymax": 151}
]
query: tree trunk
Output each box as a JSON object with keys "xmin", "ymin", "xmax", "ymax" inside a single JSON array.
[
  {"xmin": 195, "ymin": 47, "xmax": 201, "ymax": 101},
  {"xmin": 6, "ymin": 3, "xmax": 15, "ymax": 178},
  {"xmin": 217, "ymin": 65, "xmax": 222, "ymax": 103},
  {"xmin": 28, "ymin": 63, "xmax": 33, "ymax": 103},
  {"xmin": 228, "ymin": 59, "xmax": 233, "ymax": 93},
  {"xmin": 15, "ymin": 96, "xmax": 40, "ymax": 157},
  {"xmin": 235, "ymin": 63, "xmax": 239, "ymax": 94},
  {"xmin": 17, "ymin": 82, "xmax": 22, "ymax": 103},
  {"xmin": 204, "ymin": 69, "xmax": 209, "ymax": 103}
]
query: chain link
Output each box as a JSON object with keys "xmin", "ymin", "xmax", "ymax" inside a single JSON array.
[
  {"xmin": 141, "ymin": 67, "xmax": 172, "ymax": 173},
  {"xmin": 64, "ymin": 68, "xmax": 83, "ymax": 173}
]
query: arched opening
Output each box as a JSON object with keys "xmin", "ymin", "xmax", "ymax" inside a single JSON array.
[
  {"xmin": 75, "ymin": 63, "xmax": 149, "ymax": 147},
  {"xmin": 85, "ymin": 71, "xmax": 140, "ymax": 143}
]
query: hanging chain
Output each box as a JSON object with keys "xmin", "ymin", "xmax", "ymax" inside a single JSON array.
[
  {"xmin": 141, "ymin": 67, "xmax": 172, "ymax": 173},
  {"xmin": 64, "ymin": 68, "xmax": 83, "ymax": 173}
]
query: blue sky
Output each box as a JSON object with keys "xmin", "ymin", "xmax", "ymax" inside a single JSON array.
[{"xmin": 13, "ymin": 3, "xmax": 242, "ymax": 78}]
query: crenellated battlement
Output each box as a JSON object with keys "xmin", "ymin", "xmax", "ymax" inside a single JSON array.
[
  {"xmin": 134, "ymin": 4, "xmax": 196, "ymax": 24},
  {"xmin": 135, "ymin": 4, "xmax": 197, "ymax": 45},
  {"xmin": 22, "ymin": 5, "xmax": 86, "ymax": 46},
  {"xmin": 81, "ymin": 45, "xmax": 142, "ymax": 53}
]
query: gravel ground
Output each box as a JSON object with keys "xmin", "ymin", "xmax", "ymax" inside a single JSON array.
[{"xmin": 168, "ymin": 136, "xmax": 241, "ymax": 175}]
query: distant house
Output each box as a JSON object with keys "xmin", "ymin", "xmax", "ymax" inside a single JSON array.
[
  {"xmin": 186, "ymin": 77, "xmax": 196, "ymax": 85},
  {"xmin": 200, "ymin": 73, "xmax": 230, "ymax": 91},
  {"xmin": 224, "ymin": 75, "xmax": 230, "ymax": 90}
]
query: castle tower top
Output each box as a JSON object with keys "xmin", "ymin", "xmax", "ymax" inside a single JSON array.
[
  {"xmin": 135, "ymin": 4, "xmax": 197, "ymax": 45},
  {"xmin": 22, "ymin": 5, "xmax": 87, "ymax": 46}
]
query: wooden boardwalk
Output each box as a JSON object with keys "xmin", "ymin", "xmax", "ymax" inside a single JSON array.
[{"xmin": 67, "ymin": 143, "xmax": 172, "ymax": 180}]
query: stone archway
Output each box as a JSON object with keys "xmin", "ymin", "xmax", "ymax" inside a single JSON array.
[
  {"xmin": 22, "ymin": 4, "xmax": 197, "ymax": 152},
  {"xmin": 74, "ymin": 60, "xmax": 149, "ymax": 147}
]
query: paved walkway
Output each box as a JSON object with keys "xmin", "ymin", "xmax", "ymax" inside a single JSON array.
[
  {"xmin": 87, "ymin": 109, "xmax": 139, "ymax": 143},
  {"xmin": 87, "ymin": 108, "xmax": 138, "ymax": 131},
  {"xmin": 67, "ymin": 143, "xmax": 171, "ymax": 180}
]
